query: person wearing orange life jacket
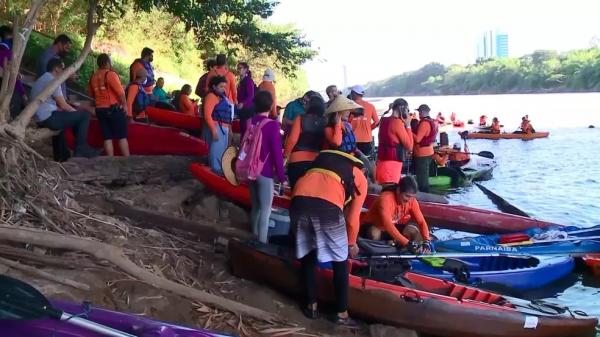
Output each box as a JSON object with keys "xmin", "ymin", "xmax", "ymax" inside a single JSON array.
[
  {"xmin": 291, "ymin": 149, "xmax": 368, "ymax": 325},
  {"xmin": 362, "ymin": 176, "xmax": 432, "ymax": 254},
  {"xmin": 284, "ymin": 95, "xmax": 327, "ymax": 188},
  {"xmin": 490, "ymin": 117, "xmax": 501, "ymax": 134},
  {"xmin": 203, "ymin": 54, "xmax": 237, "ymax": 104},
  {"xmin": 413, "ymin": 104, "xmax": 439, "ymax": 193},
  {"xmin": 323, "ymin": 97, "xmax": 361, "ymax": 154},
  {"xmin": 126, "ymin": 68, "xmax": 150, "ymax": 121},
  {"xmin": 177, "ymin": 84, "xmax": 196, "ymax": 116},
  {"xmin": 479, "ymin": 115, "xmax": 487, "ymax": 126},
  {"xmin": 89, "ymin": 53, "xmax": 129, "ymax": 157},
  {"xmin": 129, "ymin": 47, "xmax": 155, "ymax": 95},
  {"xmin": 203, "ymin": 75, "xmax": 234, "ymax": 175},
  {"xmin": 375, "ymin": 98, "xmax": 414, "ymax": 185},
  {"xmin": 348, "ymin": 85, "xmax": 379, "ymax": 157},
  {"xmin": 448, "ymin": 142, "xmax": 470, "ymax": 168},
  {"xmin": 435, "ymin": 112, "xmax": 445, "ymax": 125},
  {"xmin": 195, "ymin": 59, "xmax": 216, "ymax": 100},
  {"xmin": 517, "ymin": 116, "xmax": 535, "ymax": 134}
]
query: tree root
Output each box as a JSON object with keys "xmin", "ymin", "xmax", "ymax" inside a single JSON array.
[{"xmin": 0, "ymin": 256, "xmax": 90, "ymax": 291}]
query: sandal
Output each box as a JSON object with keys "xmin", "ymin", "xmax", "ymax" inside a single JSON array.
[{"xmin": 333, "ymin": 314, "xmax": 358, "ymax": 327}]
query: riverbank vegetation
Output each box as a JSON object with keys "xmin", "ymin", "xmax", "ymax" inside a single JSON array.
[{"xmin": 366, "ymin": 48, "xmax": 600, "ymax": 96}]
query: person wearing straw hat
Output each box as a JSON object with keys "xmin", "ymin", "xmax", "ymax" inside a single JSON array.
[
  {"xmin": 291, "ymin": 148, "xmax": 367, "ymax": 325},
  {"xmin": 375, "ymin": 98, "xmax": 414, "ymax": 185},
  {"xmin": 258, "ymin": 68, "xmax": 277, "ymax": 118},
  {"xmin": 323, "ymin": 96, "xmax": 361, "ymax": 153}
]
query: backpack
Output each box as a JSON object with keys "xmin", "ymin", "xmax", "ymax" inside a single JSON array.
[
  {"xmin": 235, "ymin": 118, "xmax": 273, "ymax": 183},
  {"xmin": 127, "ymin": 83, "xmax": 150, "ymax": 116}
]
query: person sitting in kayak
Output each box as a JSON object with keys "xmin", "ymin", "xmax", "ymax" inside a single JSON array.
[
  {"xmin": 448, "ymin": 142, "xmax": 470, "ymax": 168},
  {"xmin": 291, "ymin": 149, "xmax": 368, "ymax": 325},
  {"xmin": 284, "ymin": 95, "xmax": 327, "ymax": 188},
  {"xmin": 323, "ymin": 96, "xmax": 361, "ymax": 154},
  {"xmin": 516, "ymin": 116, "xmax": 535, "ymax": 134},
  {"xmin": 479, "ymin": 115, "xmax": 487, "ymax": 126},
  {"xmin": 435, "ymin": 112, "xmax": 445, "ymax": 124},
  {"xmin": 177, "ymin": 84, "xmax": 196, "ymax": 116},
  {"xmin": 361, "ymin": 176, "xmax": 432, "ymax": 254},
  {"xmin": 490, "ymin": 117, "xmax": 501, "ymax": 134}
]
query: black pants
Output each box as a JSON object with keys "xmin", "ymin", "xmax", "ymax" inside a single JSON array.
[
  {"xmin": 414, "ymin": 155, "xmax": 433, "ymax": 193},
  {"xmin": 287, "ymin": 161, "xmax": 312, "ymax": 189},
  {"xmin": 356, "ymin": 142, "xmax": 373, "ymax": 157},
  {"xmin": 39, "ymin": 110, "xmax": 91, "ymax": 162},
  {"xmin": 300, "ymin": 250, "xmax": 349, "ymax": 313}
]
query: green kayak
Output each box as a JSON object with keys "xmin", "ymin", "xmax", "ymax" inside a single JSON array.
[{"xmin": 429, "ymin": 165, "xmax": 494, "ymax": 189}]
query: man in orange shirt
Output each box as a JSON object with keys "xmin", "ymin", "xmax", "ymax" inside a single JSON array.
[
  {"xmin": 348, "ymin": 85, "xmax": 378, "ymax": 157},
  {"xmin": 129, "ymin": 47, "xmax": 155, "ymax": 95},
  {"xmin": 258, "ymin": 69, "xmax": 277, "ymax": 118},
  {"xmin": 204, "ymin": 54, "xmax": 237, "ymax": 104},
  {"xmin": 362, "ymin": 176, "xmax": 432, "ymax": 253},
  {"xmin": 291, "ymin": 149, "xmax": 367, "ymax": 325},
  {"xmin": 413, "ymin": 104, "xmax": 438, "ymax": 193},
  {"xmin": 89, "ymin": 53, "xmax": 129, "ymax": 157}
]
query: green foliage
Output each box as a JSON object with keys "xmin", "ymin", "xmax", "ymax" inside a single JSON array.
[{"xmin": 367, "ymin": 48, "xmax": 600, "ymax": 96}]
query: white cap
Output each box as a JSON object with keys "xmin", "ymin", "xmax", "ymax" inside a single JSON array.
[
  {"xmin": 263, "ymin": 68, "xmax": 275, "ymax": 82},
  {"xmin": 350, "ymin": 85, "xmax": 365, "ymax": 95},
  {"xmin": 453, "ymin": 142, "xmax": 461, "ymax": 149}
]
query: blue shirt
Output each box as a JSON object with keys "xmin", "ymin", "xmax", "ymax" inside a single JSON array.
[
  {"xmin": 152, "ymin": 87, "xmax": 169, "ymax": 103},
  {"xmin": 31, "ymin": 72, "xmax": 63, "ymax": 122},
  {"xmin": 283, "ymin": 99, "xmax": 305, "ymax": 122}
]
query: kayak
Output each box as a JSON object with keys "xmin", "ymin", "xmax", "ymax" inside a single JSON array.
[
  {"xmin": 0, "ymin": 299, "xmax": 232, "ymax": 337},
  {"xmin": 65, "ymin": 119, "xmax": 208, "ymax": 156},
  {"xmin": 189, "ymin": 163, "xmax": 561, "ymax": 234},
  {"xmin": 583, "ymin": 254, "xmax": 600, "ymax": 276},
  {"xmin": 145, "ymin": 106, "xmax": 241, "ymax": 133},
  {"xmin": 229, "ymin": 239, "xmax": 597, "ymax": 337},
  {"xmin": 436, "ymin": 225, "xmax": 600, "ymax": 255},
  {"xmin": 429, "ymin": 165, "xmax": 495, "ymax": 189},
  {"xmin": 464, "ymin": 131, "xmax": 550, "ymax": 140},
  {"xmin": 358, "ymin": 239, "xmax": 573, "ymax": 290}
]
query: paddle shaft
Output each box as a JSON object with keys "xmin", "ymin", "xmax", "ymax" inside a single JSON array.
[
  {"xmin": 360, "ymin": 252, "xmax": 536, "ymax": 259},
  {"xmin": 61, "ymin": 313, "xmax": 137, "ymax": 337},
  {"xmin": 474, "ymin": 182, "xmax": 530, "ymax": 217},
  {"xmin": 504, "ymin": 235, "xmax": 600, "ymax": 246}
]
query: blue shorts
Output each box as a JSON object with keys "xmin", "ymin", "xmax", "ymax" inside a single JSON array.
[{"xmin": 96, "ymin": 106, "xmax": 128, "ymax": 140}]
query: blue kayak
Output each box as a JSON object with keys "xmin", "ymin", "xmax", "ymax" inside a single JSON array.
[
  {"xmin": 408, "ymin": 255, "xmax": 574, "ymax": 290},
  {"xmin": 435, "ymin": 225, "xmax": 600, "ymax": 255}
]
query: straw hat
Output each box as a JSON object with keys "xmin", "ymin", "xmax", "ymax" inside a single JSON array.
[
  {"xmin": 325, "ymin": 96, "xmax": 362, "ymax": 115},
  {"xmin": 221, "ymin": 146, "xmax": 239, "ymax": 186}
]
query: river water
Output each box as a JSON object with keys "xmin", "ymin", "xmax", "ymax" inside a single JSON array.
[{"xmin": 368, "ymin": 93, "xmax": 600, "ymax": 334}]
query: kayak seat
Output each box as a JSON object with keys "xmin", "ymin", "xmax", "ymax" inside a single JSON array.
[
  {"xmin": 357, "ymin": 238, "xmax": 398, "ymax": 256},
  {"xmin": 441, "ymin": 258, "xmax": 471, "ymax": 283}
]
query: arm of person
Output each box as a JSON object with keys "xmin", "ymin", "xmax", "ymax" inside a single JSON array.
[
  {"xmin": 268, "ymin": 121, "xmax": 287, "ymax": 183},
  {"xmin": 55, "ymin": 94, "xmax": 77, "ymax": 112},
  {"xmin": 126, "ymin": 85, "xmax": 137, "ymax": 118},
  {"xmin": 203, "ymin": 94, "xmax": 218, "ymax": 137},
  {"xmin": 410, "ymin": 200, "xmax": 431, "ymax": 241},
  {"xmin": 346, "ymin": 167, "xmax": 368, "ymax": 246},
  {"xmin": 180, "ymin": 96, "xmax": 194, "ymax": 115},
  {"xmin": 243, "ymin": 79, "xmax": 255, "ymax": 108},
  {"xmin": 377, "ymin": 194, "xmax": 411, "ymax": 246},
  {"xmin": 370, "ymin": 106, "xmax": 380, "ymax": 129},
  {"xmin": 414, "ymin": 121, "xmax": 430, "ymax": 144},
  {"xmin": 284, "ymin": 116, "xmax": 302, "ymax": 159},
  {"xmin": 396, "ymin": 120, "xmax": 414, "ymax": 151},
  {"xmin": 107, "ymin": 72, "xmax": 127, "ymax": 111},
  {"xmin": 325, "ymin": 123, "xmax": 343, "ymax": 147},
  {"xmin": 195, "ymin": 74, "xmax": 205, "ymax": 97}
]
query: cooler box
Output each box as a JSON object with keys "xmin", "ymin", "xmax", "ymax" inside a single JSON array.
[{"xmin": 268, "ymin": 207, "xmax": 290, "ymax": 238}]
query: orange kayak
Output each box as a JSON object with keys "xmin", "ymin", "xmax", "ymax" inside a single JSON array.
[
  {"xmin": 583, "ymin": 254, "xmax": 600, "ymax": 276},
  {"xmin": 465, "ymin": 131, "xmax": 550, "ymax": 140},
  {"xmin": 146, "ymin": 106, "xmax": 241, "ymax": 133}
]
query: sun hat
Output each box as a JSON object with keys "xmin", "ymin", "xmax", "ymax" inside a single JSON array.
[
  {"xmin": 221, "ymin": 146, "xmax": 239, "ymax": 186},
  {"xmin": 325, "ymin": 96, "xmax": 362, "ymax": 115}
]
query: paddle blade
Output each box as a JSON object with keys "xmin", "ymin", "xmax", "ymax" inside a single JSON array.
[
  {"xmin": 0, "ymin": 274, "xmax": 60, "ymax": 320},
  {"xmin": 477, "ymin": 151, "xmax": 494, "ymax": 159}
]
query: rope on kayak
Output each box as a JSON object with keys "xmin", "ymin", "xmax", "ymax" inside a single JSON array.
[{"xmin": 62, "ymin": 301, "xmax": 92, "ymax": 321}]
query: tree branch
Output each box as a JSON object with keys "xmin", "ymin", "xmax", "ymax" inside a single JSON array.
[{"xmin": 12, "ymin": 0, "xmax": 100, "ymax": 135}]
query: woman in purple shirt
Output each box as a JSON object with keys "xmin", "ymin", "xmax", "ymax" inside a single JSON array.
[
  {"xmin": 236, "ymin": 62, "xmax": 256, "ymax": 137},
  {"xmin": 247, "ymin": 90, "xmax": 286, "ymax": 243}
]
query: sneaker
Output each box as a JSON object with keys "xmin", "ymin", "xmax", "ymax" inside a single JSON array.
[
  {"xmin": 301, "ymin": 306, "xmax": 319, "ymax": 320},
  {"xmin": 332, "ymin": 314, "xmax": 358, "ymax": 327}
]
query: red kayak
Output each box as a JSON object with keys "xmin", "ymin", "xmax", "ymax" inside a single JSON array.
[
  {"xmin": 146, "ymin": 106, "xmax": 241, "ymax": 133},
  {"xmin": 66, "ymin": 119, "xmax": 208, "ymax": 156},
  {"xmin": 583, "ymin": 254, "xmax": 600, "ymax": 276},
  {"xmin": 189, "ymin": 163, "xmax": 560, "ymax": 234},
  {"xmin": 229, "ymin": 239, "xmax": 597, "ymax": 337}
]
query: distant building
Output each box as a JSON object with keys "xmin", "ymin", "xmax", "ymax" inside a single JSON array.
[{"xmin": 476, "ymin": 30, "xmax": 509, "ymax": 61}]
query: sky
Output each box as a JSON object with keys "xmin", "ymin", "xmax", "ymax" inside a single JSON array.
[{"xmin": 268, "ymin": 0, "xmax": 600, "ymax": 90}]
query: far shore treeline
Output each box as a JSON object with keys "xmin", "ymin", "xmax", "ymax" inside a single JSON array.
[{"xmin": 366, "ymin": 48, "xmax": 600, "ymax": 96}]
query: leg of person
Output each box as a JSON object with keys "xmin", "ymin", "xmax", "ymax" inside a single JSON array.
[
  {"xmin": 256, "ymin": 175, "xmax": 274, "ymax": 243},
  {"xmin": 209, "ymin": 125, "xmax": 229, "ymax": 174},
  {"xmin": 332, "ymin": 260, "xmax": 350, "ymax": 319},
  {"xmin": 356, "ymin": 142, "xmax": 373, "ymax": 157},
  {"xmin": 402, "ymin": 223, "xmax": 424, "ymax": 243},
  {"xmin": 112, "ymin": 107, "xmax": 130, "ymax": 157},
  {"xmin": 51, "ymin": 132, "xmax": 71, "ymax": 162},
  {"xmin": 414, "ymin": 156, "xmax": 432, "ymax": 193},
  {"xmin": 248, "ymin": 180, "xmax": 260, "ymax": 237},
  {"xmin": 299, "ymin": 250, "xmax": 318, "ymax": 318},
  {"xmin": 96, "ymin": 108, "xmax": 114, "ymax": 156},
  {"xmin": 366, "ymin": 224, "xmax": 383, "ymax": 241}
]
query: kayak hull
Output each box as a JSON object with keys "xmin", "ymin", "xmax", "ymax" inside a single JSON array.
[
  {"xmin": 0, "ymin": 300, "xmax": 231, "ymax": 337},
  {"xmin": 146, "ymin": 106, "xmax": 202, "ymax": 130},
  {"xmin": 409, "ymin": 255, "xmax": 574, "ymax": 290},
  {"xmin": 436, "ymin": 226, "xmax": 600, "ymax": 254},
  {"xmin": 229, "ymin": 240, "xmax": 597, "ymax": 337},
  {"xmin": 583, "ymin": 254, "xmax": 600, "ymax": 276},
  {"xmin": 465, "ymin": 132, "xmax": 550, "ymax": 140},
  {"xmin": 66, "ymin": 119, "xmax": 208, "ymax": 156},
  {"xmin": 190, "ymin": 163, "xmax": 559, "ymax": 234}
]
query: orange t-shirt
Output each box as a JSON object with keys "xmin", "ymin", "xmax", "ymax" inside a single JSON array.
[
  {"xmin": 89, "ymin": 69, "xmax": 124, "ymax": 109},
  {"xmin": 126, "ymin": 84, "xmax": 141, "ymax": 118},
  {"xmin": 258, "ymin": 81, "xmax": 277, "ymax": 118},
  {"xmin": 179, "ymin": 94, "xmax": 195, "ymax": 116},
  {"xmin": 202, "ymin": 92, "xmax": 224, "ymax": 135},
  {"xmin": 362, "ymin": 191, "xmax": 430, "ymax": 245},
  {"xmin": 350, "ymin": 98, "xmax": 379, "ymax": 143},
  {"xmin": 284, "ymin": 116, "xmax": 320, "ymax": 163},
  {"xmin": 323, "ymin": 124, "xmax": 343, "ymax": 150},
  {"xmin": 204, "ymin": 66, "xmax": 237, "ymax": 104},
  {"xmin": 414, "ymin": 121, "xmax": 434, "ymax": 157},
  {"xmin": 293, "ymin": 166, "xmax": 368, "ymax": 245}
]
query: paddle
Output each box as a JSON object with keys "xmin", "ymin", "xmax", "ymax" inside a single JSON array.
[
  {"xmin": 469, "ymin": 151, "xmax": 494, "ymax": 159},
  {"xmin": 359, "ymin": 252, "xmax": 539, "ymax": 259},
  {"xmin": 501, "ymin": 235, "xmax": 600, "ymax": 246},
  {"xmin": 474, "ymin": 182, "xmax": 530, "ymax": 217},
  {"xmin": 0, "ymin": 274, "xmax": 135, "ymax": 337}
]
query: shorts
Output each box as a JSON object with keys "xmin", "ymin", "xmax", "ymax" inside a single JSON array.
[{"xmin": 96, "ymin": 106, "xmax": 128, "ymax": 140}]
